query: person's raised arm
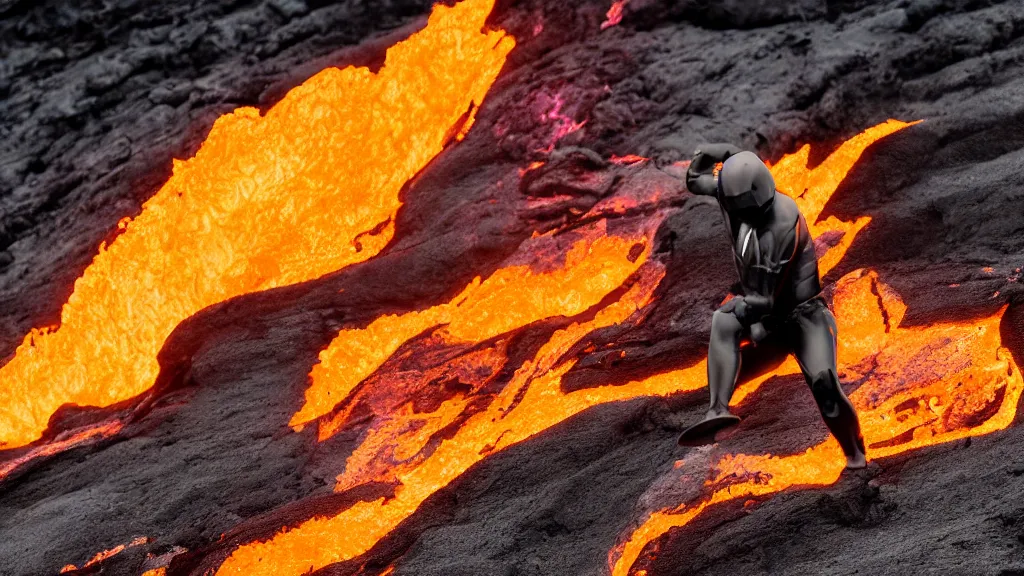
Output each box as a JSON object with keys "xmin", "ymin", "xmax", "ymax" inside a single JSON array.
[{"xmin": 685, "ymin": 143, "xmax": 744, "ymax": 196}]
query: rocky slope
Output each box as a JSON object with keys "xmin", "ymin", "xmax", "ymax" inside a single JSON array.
[{"xmin": 1, "ymin": 0, "xmax": 1023, "ymax": 575}]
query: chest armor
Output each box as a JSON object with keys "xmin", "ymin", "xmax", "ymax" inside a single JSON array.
[{"xmin": 734, "ymin": 223, "xmax": 788, "ymax": 298}]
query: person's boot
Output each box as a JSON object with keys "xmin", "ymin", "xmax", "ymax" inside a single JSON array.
[
  {"xmin": 810, "ymin": 369, "xmax": 867, "ymax": 469},
  {"xmin": 679, "ymin": 346, "xmax": 742, "ymax": 445}
]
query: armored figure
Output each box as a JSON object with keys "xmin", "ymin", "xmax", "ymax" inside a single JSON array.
[{"xmin": 680, "ymin": 144, "xmax": 867, "ymax": 469}]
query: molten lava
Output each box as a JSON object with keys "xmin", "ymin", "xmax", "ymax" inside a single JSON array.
[
  {"xmin": 59, "ymin": 536, "xmax": 148, "ymax": 573},
  {"xmin": 0, "ymin": 421, "xmax": 123, "ymax": 481},
  {"xmin": 609, "ymin": 271, "xmax": 1021, "ymax": 576},
  {"xmin": 292, "ymin": 224, "xmax": 652, "ymax": 430},
  {"xmin": 0, "ymin": 0, "xmax": 514, "ymax": 451},
  {"xmin": 771, "ymin": 119, "xmax": 920, "ymax": 276},
  {"xmin": 605, "ymin": 120, "xmax": 1024, "ymax": 576},
  {"xmin": 602, "ymin": 0, "xmax": 631, "ymax": 30},
  {"xmin": 217, "ymin": 219, "xmax": 676, "ymax": 575},
  {"xmin": 214, "ymin": 120, "xmax": 918, "ymax": 576}
]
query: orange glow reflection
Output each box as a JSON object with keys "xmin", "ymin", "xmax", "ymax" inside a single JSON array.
[{"xmin": 0, "ymin": 0, "xmax": 514, "ymax": 451}]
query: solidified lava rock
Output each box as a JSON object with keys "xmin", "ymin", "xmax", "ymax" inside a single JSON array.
[{"xmin": 2, "ymin": 1, "xmax": 1024, "ymax": 575}]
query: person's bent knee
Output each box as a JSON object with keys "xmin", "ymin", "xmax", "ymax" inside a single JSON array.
[{"xmin": 711, "ymin": 309, "xmax": 743, "ymax": 343}]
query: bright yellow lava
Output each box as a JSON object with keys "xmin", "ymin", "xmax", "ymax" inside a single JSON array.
[{"xmin": 0, "ymin": 0, "xmax": 514, "ymax": 450}]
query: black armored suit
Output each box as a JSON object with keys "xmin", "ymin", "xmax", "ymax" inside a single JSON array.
[{"xmin": 682, "ymin": 144, "xmax": 867, "ymax": 469}]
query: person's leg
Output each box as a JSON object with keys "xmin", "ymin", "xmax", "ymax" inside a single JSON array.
[
  {"xmin": 706, "ymin": 307, "xmax": 745, "ymax": 418},
  {"xmin": 791, "ymin": 300, "xmax": 867, "ymax": 469}
]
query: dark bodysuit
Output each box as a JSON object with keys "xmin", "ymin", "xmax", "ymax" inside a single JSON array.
[{"xmin": 687, "ymin": 145, "xmax": 866, "ymax": 466}]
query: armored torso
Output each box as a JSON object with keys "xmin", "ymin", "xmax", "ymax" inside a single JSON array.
[{"xmin": 721, "ymin": 193, "xmax": 822, "ymax": 314}]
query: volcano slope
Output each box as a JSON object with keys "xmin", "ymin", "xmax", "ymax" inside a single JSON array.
[{"xmin": 2, "ymin": 0, "xmax": 1024, "ymax": 575}]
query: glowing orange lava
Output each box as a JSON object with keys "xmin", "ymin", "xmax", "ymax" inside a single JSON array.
[
  {"xmin": 0, "ymin": 0, "xmax": 514, "ymax": 450},
  {"xmin": 601, "ymin": 0, "xmax": 631, "ymax": 30},
  {"xmin": 605, "ymin": 120, "xmax": 1024, "ymax": 576},
  {"xmin": 0, "ymin": 421, "xmax": 122, "ymax": 481},
  {"xmin": 216, "ymin": 120, "xmax": 915, "ymax": 576},
  {"xmin": 218, "ymin": 220, "xmax": 676, "ymax": 575},
  {"xmin": 771, "ymin": 119, "xmax": 920, "ymax": 276},
  {"xmin": 293, "ymin": 224, "xmax": 652, "ymax": 430},
  {"xmin": 59, "ymin": 536, "xmax": 148, "ymax": 573},
  {"xmin": 609, "ymin": 270, "xmax": 1021, "ymax": 576}
]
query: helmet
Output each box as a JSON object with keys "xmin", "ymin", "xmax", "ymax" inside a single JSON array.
[{"xmin": 717, "ymin": 151, "xmax": 775, "ymax": 217}]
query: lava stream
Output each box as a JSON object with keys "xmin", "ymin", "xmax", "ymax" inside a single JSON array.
[
  {"xmin": 770, "ymin": 119, "xmax": 920, "ymax": 276},
  {"xmin": 609, "ymin": 270, "xmax": 1022, "ymax": 576},
  {"xmin": 0, "ymin": 0, "xmax": 514, "ymax": 451},
  {"xmin": 293, "ymin": 223, "xmax": 653, "ymax": 431},
  {"xmin": 217, "ymin": 222, "xmax": 680, "ymax": 574},
  {"xmin": 59, "ymin": 536, "xmax": 148, "ymax": 573},
  {"xmin": 215, "ymin": 120, "xmax": 915, "ymax": 575}
]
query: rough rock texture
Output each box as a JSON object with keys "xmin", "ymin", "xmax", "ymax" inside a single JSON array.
[{"xmin": 2, "ymin": 0, "xmax": 1024, "ymax": 575}]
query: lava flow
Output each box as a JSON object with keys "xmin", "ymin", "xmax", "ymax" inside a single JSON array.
[
  {"xmin": 606, "ymin": 120, "xmax": 1021, "ymax": 576},
  {"xmin": 769, "ymin": 118, "xmax": 920, "ymax": 276},
  {"xmin": 59, "ymin": 536, "xmax": 149, "ymax": 573},
  {"xmin": 0, "ymin": 0, "xmax": 514, "ymax": 452},
  {"xmin": 609, "ymin": 270, "xmax": 1022, "ymax": 576},
  {"xmin": 293, "ymin": 222, "xmax": 652, "ymax": 433},
  {"xmin": 217, "ymin": 218, "xmax": 675, "ymax": 576},
  {"xmin": 212, "ymin": 121, "xmax": 913, "ymax": 575}
]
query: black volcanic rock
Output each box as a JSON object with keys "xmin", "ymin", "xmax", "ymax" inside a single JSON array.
[{"xmin": 2, "ymin": 1, "xmax": 1024, "ymax": 575}]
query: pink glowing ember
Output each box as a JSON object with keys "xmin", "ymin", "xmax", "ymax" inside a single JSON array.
[{"xmin": 601, "ymin": 0, "xmax": 630, "ymax": 30}]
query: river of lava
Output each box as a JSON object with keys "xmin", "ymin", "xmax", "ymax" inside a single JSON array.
[
  {"xmin": 216, "ymin": 219, "xmax": 679, "ymax": 575},
  {"xmin": 610, "ymin": 269, "xmax": 1022, "ymax": 576},
  {"xmin": 213, "ymin": 121, "xmax": 914, "ymax": 574},
  {"xmin": 608, "ymin": 120, "xmax": 1019, "ymax": 575},
  {"xmin": 0, "ymin": 0, "xmax": 514, "ymax": 452}
]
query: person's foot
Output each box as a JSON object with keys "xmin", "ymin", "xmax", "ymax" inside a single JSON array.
[
  {"xmin": 678, "ymin": 411, "xmax": 741, "ymax": 446},
  {"xmin": 844, "ymin": 452, "xmax": 868, "ymax": 470}
]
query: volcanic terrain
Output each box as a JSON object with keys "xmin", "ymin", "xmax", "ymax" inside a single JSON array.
[{"xmin": 1, "ymin": 0, "xmax": 1024, "ymax": 575}]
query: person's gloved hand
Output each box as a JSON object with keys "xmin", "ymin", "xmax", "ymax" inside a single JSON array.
[
  {"xmin": 686, "ymin": 144, "xmax": 743, "ymax": 196},
  {"xmin": 749, "ymin": 322, "xmax": 768, "ymax": 344},
  {"xmin": 719, "ymin": 296, "xmax": 751, "ymax": 324}
]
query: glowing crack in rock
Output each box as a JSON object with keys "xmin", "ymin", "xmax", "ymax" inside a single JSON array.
[
  {"xmin": 537, "ymin": 92, "xmax": 588, "ymax": 153},
  {"xmin": 59, "ymin": 536, "xmax": 149, "ymax": 573},
  {"xmin": 0, "ymin": 421, "xmax": 123, "ymax": 481},
  {"xmin": 0, "ymin": 0, "xmax": 514, "ymax": 451}
]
